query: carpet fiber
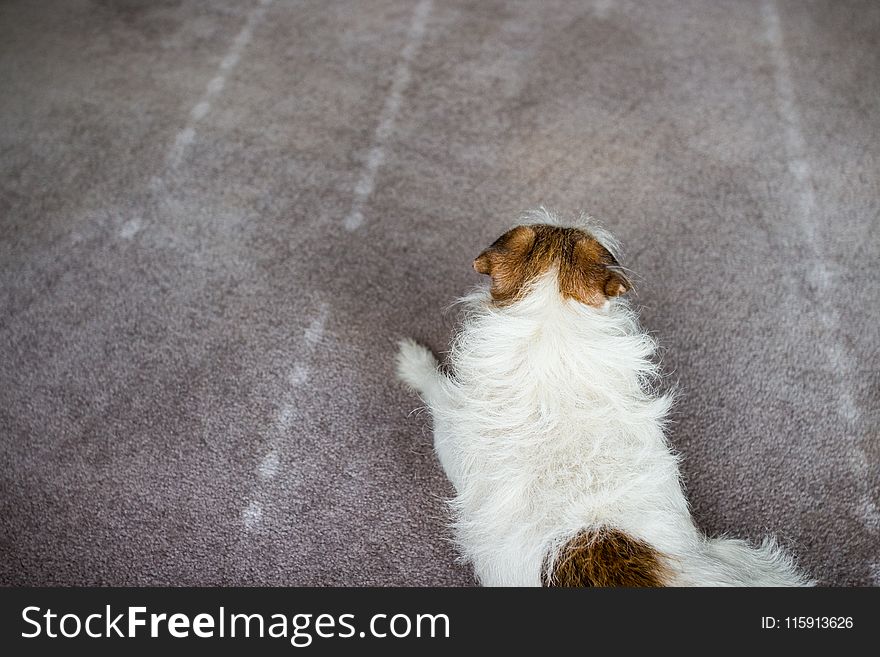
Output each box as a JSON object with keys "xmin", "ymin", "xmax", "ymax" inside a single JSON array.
[{"xmin": 1, "ymin": 0, "xmax": 878, "ymax": 586}]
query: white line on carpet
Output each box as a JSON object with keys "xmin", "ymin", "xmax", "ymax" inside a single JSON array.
[
  {"xmin": 763, "ymin": 0, "xmax": 873, "ymax": 542},
  {"xmin": 343, "ymin": 0, "xmax": 432, "ymax": 231},
  {"xmin": 167, "ymin": 0, "xmax": 274, "ymax": 169},
  {"xmin": 593, "ymin": 0, "xmax": 613, "ymax": 20},
  {"xmin": 242, "ymin": 500, "xmax": 263, "ymax": 530},
  {"xmin": 119, "ymin": 217, "xmax": 143, "ymax": 240},
  {"xmin": 763, "ymin": 0, "xmax": 861, "ymax": 420},
  {"xmin": 241, "ymin": 301, "xmax": 330, "ymax": 531},
  {"xmin": 762, "ymin": 3, "xmax": 814, "ymax": 223}
]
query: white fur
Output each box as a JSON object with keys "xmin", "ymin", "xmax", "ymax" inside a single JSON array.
[{"xmin": 397, "ymin": 218, "xmax": 811, "ymax": 587}]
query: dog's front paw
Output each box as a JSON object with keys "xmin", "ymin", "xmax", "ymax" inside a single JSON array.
[{"xmin": 395, "ymin": 338, "xmax": 439, "ymax": 393}]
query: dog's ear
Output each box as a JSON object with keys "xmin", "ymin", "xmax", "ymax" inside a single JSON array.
[
  {"xmin": 603, "ymin": 264, "xmax": 630, "ymax": 298},
  {"xmin": 564, "ymin": 236, "xmax": 631, "ymax": 306},
  {"xmin": 473, "ymin": 225, "xmax": 537, "ymax": 302}
]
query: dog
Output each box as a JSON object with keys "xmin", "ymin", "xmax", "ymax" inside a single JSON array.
[{"xmin": 396, "ymin": 209, "xmax": 811, "ymax": 586}]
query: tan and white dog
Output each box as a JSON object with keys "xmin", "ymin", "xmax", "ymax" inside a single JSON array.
[{"xmin": 397, "ymin": 209, "xmax": 811, "ymax": 586}]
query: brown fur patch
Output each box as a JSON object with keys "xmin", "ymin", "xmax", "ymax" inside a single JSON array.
[
  {"xmin": 473, "ymin": 225, "xmax": 629, "ymax": 307},
  {"xmin": 542, "ymin": 528, "xmax": 669, "ymax": 587}
]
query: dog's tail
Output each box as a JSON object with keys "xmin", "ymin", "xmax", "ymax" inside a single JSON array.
[{"xmin": 676, "ymin": 536, "xmax": 814, "ymax": 586}]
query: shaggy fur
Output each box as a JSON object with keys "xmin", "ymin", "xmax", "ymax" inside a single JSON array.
[{"xmin": 397, "ymin": 209, "xmax": 812, "ymax": 587}]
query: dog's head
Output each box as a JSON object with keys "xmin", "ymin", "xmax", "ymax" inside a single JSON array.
[{"xmin": 473, "ymin": 223, "xmax": 631, "ymax": 307}]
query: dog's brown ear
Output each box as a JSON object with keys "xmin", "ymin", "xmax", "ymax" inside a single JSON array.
[
  {"xmin": 473, "ymin": 225, "xmax": 537, "ymax": 303},
  {"xmin": 603, "ymin": 265, "xmax": 630, "ymax": 298},
  {"xmin": 564, "ymin": 236, "xmax": 631, "ymax": 306}
]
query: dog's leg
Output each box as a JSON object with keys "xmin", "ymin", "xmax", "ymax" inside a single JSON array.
[
  {"xmin": 396, "ymin": 339, "xmax": 466, "ymax": 490},
  {"xmin": 396, "ymin": 339, "xmax": 446, "ymax": 404}
]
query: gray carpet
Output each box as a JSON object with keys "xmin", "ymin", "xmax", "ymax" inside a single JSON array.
[{"xmin": 1, "ymin": 0, "xmax": 878, "ymax": 586}]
